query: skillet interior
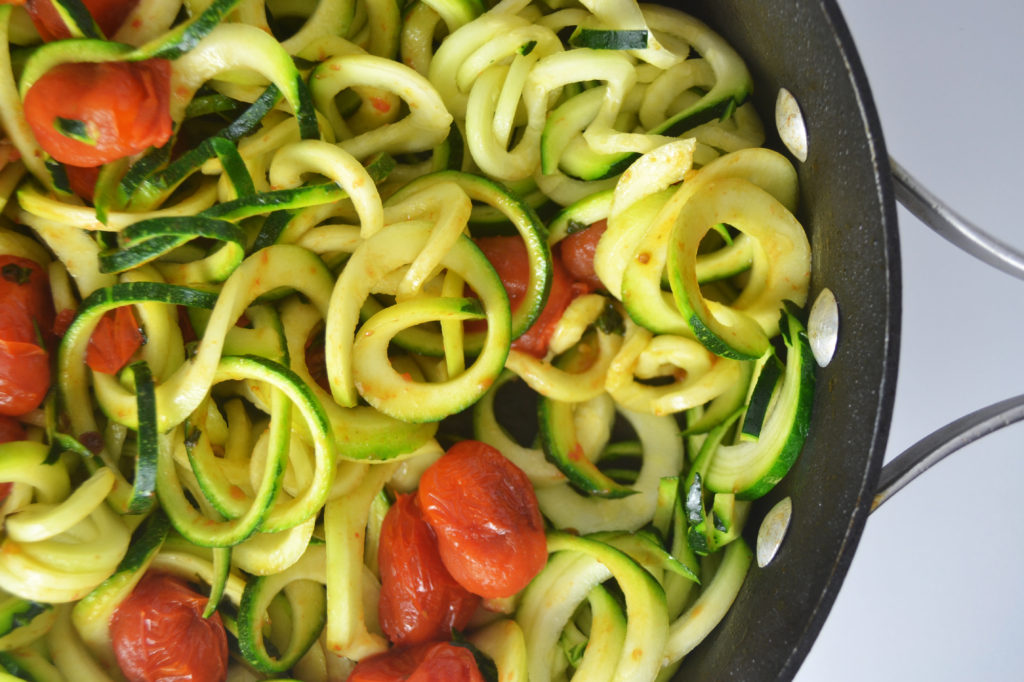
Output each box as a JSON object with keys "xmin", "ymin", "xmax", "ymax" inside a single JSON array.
[{"xmin": 657, "ymin": 0, "xmax": 901, "ymax": 678}]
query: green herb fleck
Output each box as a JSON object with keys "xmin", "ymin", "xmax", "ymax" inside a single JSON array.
[{"xmin": 595, "ymin": 300, "xmax": 624, "ymax": 335}]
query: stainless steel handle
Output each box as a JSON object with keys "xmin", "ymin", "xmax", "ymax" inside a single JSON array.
[
  {"xmin": 871, "ymin": 158, "xmax": 1024, "ymax": 512},
  {"xmin": 872, "ymin": 394, "xmax": 1024, "ymax": 511},
  {"xmin": 891, "ymin": 158, "xmax": 1024, "ymax": 282}
]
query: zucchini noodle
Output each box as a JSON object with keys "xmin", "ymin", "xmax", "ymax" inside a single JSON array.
[{"xmin": 0, "ymin": 0, "xmax": 814, "ymax": 679}]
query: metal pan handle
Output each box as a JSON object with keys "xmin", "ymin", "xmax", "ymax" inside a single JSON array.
[
  {"xmin": 871, "ymin": 159, "xmax": 1024, "ymax": 511},
  {"xmin": 890, "ymin": 158, "xmax": 1024, "ymax": 282}
]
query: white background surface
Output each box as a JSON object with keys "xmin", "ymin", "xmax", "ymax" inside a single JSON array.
[{"xmin": 796, "ymin": 1, "xmax": 1024, "ymax": 680}]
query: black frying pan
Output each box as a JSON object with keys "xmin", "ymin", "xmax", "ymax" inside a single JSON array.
[
  {"xmin": 670, "ymin": 2, "xmax": 898, "ymax": 678},
  {"xmin": 655, "ymin": 0, "xmax": 1024, "ymax": 678}
]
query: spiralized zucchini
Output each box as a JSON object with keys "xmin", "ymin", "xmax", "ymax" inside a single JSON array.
[{"xmin": 0, "ymin": 0, "xmax": 814, "ymax": 680}]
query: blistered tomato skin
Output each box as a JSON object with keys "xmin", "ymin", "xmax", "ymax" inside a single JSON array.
[
  {"xmin": 0, "ymin": 340, "xmax": 49, "ymax": 416},
  {"xmin": 0, "ymin": 255, "xmax": 53, "ymax": 416},
  {"xmin": 417, "ymin": 441, "xmax": 547, "ymax": 599},
  {"xmin": 378, "ymin": 494, "xmax": 481, "ymax": 646},
  {"xmin": 23, "ymin": 59, "xmax": 173, "ymax": 167},
  {"xmin": 0, "ymin": 255, "xmax": 53, "ymax": 344},
  {"xmin": 86, "ymin": 306, "xmax": 144, "ymax": 375},
  {"xmin": 348, "ymin": 641, "xmax": 485, "ymax": 682},
  {"xmin": 110, "ymin": 573, "xmax": 228, "ymax": 682}
]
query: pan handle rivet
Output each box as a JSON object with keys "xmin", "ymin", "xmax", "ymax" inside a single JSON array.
[
  {"xmin": 756, "ymin": 496, "xmax": 792, "ymax": 568},
  {"xmin": 775, "ymin": 88, "xmax": 808, "ymax": 162},
  {"xmin": 808, "ymin": 287, "xmax": 839, "ymax": 367}
]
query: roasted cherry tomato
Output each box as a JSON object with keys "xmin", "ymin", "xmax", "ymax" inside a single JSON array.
[
  {"xmin": 417, "ymin": 440, "xmax": 547, "ymax": 599},
  {"xmin": 472, "ymin": 236, "xmax": 574, "ymax": 358},
  {"xmin": 110, "ymin": 572, "xmax": 228, "ymax": 682},
  {"xmin": 23, "ymin": 59, "xmax": 173, "ymax": 167},
  {"xmin": 0, "ymin": 255, "xmax": 52, "ymax": 344},
  {"xmin": 560, "ymin": 219, "xmax": 607, "ymax": 291},
  {"xmin": 0, "ymin": 339, "xmax": 49, "ymax": 416},
  {"xmin": 86, "ymin": 306, "xmax": 144, "ymax": 375},
  {"xmin": 0, "ymin": 415, "xmax": 27, "ymax": 504},
  {"xmin": 52, "ymin": 308, "xmax": 76, "ymax": 337},
  {"xmin": 25, "ymin": 0, "xmax": 140, "ymax": 42},
  {"xmin": 0, "ymin": 255, "xmax": 52, "ymax": 416},
  {"xmin": 472, "ymin": 236, "xmax": 531, "ymax": 309},
  {"xmin": 378, "ymin": 494, "xmax": 481, "ymax": 646},
  {"xmin": 0, "ymin": 416, "xmax": 25, "ymax": 443},
  {"xmin": 65, "ymin": 163, "xmax": 101, "ymax": 202},
  {"xmin": 349, "ymin": 641, "xmax": 485, "ymax": 682}
]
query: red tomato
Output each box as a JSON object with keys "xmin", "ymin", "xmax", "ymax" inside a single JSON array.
[
  {"xmin": 378, "ymin": 494, "xmax": 481, "ymax": 646},
  {"xmin": 23, "ymin": 59, "xmax": 172, "ymax": 167},
  {"xmin": 86, "ymin": 306, "xmax": 144, "ymax": 375},
  {"xmin": 472, "ymin": 236, "xmax": 575, "ymax": 358},
  {"xmin": 0, "ymin": 255, "xmax": 52, "ymax": 416},
  {"xmin": 0, "ymin": 416, "xmax": 25, "ymax": 503},
  {"xmin": 560, "ymin": 219, "xmax": 607, "ymax": 291},
  {"xmin": 417, "ymin": 441, "xmax": 547, "ymax": 599},
  {"xmin": 26, "ymin": 0, "xmax": 140, "ymax": 41},
  {"xmin": 65, "ymin": 163, "xmax": 101, "ymax": 202},
  {"xmin": 52, "ymin": 308, "xmax": 75, "ymax": 337},
  {"xmin": 349, "ymin": 641, "xmax": 485, "ymax": 682},
  {"xmin": 512, "ymin": 253, "xmax": 574, "ymax": 358},
  {"xmin": 0, "ymin": 255, "xmax": 52, "ymax": 344},
  {"xmin": 0, "ymin": 339, "xmax": 49, "ymax": 416},
  {"xmin": 472, "ymin": 236, "xmax": 531, "ymax": 310},
  {"xmin": 110, "ymin": 572, "xmax": 227, "ymax": 682},
  {"xmin": 0, "ymin": 416, "xmax": 25, "ymax": 443}
]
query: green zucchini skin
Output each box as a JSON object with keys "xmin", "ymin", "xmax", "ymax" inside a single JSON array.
[
  {"xmin": 705, "ymin": 307, "xmax": 815, "ymax": 499},
  {"xmin": 70, "ymin": 510, "xmax": 171, "ymax": 670},
  {"xmin": 385, "ymin": 170, "xmax": 551, "ymax": 347},
  {"xmin": 0, "ymin": 596, "xmax": 53, "ymax": 654},
  {"xmin": 18, "ymin": 0, "xmax": 244, "ymax": 95},
  {"xmin": 0, "ymin": 599, "xmax": 50, "ymax": 637},
  {"xmin": 98, "ymin": 216, "xmax": 245, "ymax": 277},
  {"xmin": 537, "ymin": 394, "xmax": 636, "ymax": 498},
  {"xmin": 518, "ymin": 532, "xmax": 669, "ymax": 682},
  {"xmin": 236, "ymin": 549, "xmax": 327, "ymax": 673},
  {"xmin": 139, "ymin": 0, "xmax": 244, "ymax": 60},
  {"xmin": 48, "ymin": 0, "xmax": 102, "ymax": 39},
  {"xmin": 740, "ymin": 354, "xmax": 783, "ymax": 440},
  {"xmin": 124, "ymin": 86, "xmax": 282, "ymax": 209},
  {"xmin": 124, "ymin": 362, "xmax": 158, "ymax": 514},
  {"xmin": 569, "ymin": 28, "xmax": 649, "ymax": 50},
  {"xmin": 554, "ymin": 10, "xmax": 753, "ymax": 181}
]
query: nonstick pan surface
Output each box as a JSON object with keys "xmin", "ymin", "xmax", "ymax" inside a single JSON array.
[
  {"xmin": 669, "ymin": 1, "xmax": 1024, "ymax": 680},
  {"xmin": 799, "ymin": 1, "xmax": 1024, "ymax": 679},
  {"xmin": 663, "ymin": 0, "xmax": 900, "ymax": 679}
]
